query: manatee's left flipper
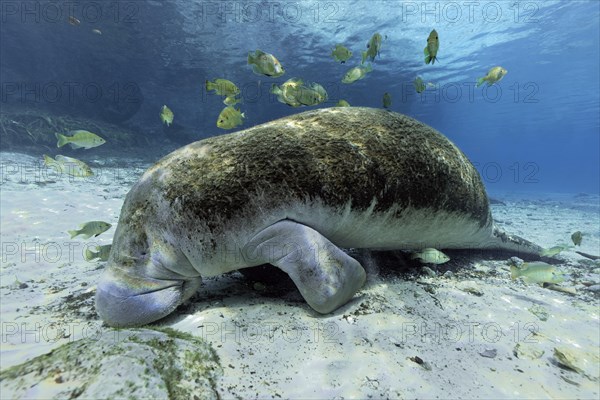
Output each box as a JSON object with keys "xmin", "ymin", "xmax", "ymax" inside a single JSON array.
[{"xmin": 244, "ymin": 220, "xmax": 366, "ymax": 313}]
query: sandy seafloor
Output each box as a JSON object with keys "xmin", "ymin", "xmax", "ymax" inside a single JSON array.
[{"xmin": 1, "ymin": 151, "xmax": 599, "ymax": 399}]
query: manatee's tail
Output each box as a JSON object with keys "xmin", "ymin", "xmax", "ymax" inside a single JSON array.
[{"xmin": 487, "ymin": 226, "xmax": 543, "ymax": 260}]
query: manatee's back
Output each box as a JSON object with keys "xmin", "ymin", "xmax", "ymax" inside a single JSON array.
[{"xmin": 152, "ymin": 107, "xmax": 492, "ymax": 235}]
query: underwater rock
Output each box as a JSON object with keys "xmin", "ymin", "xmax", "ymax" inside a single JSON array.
[
  {"xmin": 513, "ymin": 343, "xmax": 545, "ymax": 360},
  {"xmin": 583, "ymin": 284, "xmax": 600, "ymax": 293},
  {"xmin": 528, "ymin": 304, "xmax": 549, "ymax": 321},
  {"xmin": 552, "ymin": 346, "xmax": 600, "ymax": 380},
  {"xmin": 0, "ymin": 328, "xmax": 221, "ymax": 399},
  {"xmin": 509, "ymin": 257, "xmax": 524, "ymax": 267},
  {"xmin": 442, "ymin": 270, "xmax": 454, "ymax": 279},
  {"xmin": 409, "ymin": 356, "xmax": 432, "ymax": 371},
  {"xmin": 456, "ymin": 280, "xmax": 484, "ymax": 296},
  {"xmin": 479, "ymin": 348, "xmax": 497, "ymax": 358}
]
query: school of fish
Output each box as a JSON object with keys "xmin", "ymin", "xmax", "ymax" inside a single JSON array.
[{"xmin": 41, "ymin": 28, "xmax": 518, "ymax": 268}]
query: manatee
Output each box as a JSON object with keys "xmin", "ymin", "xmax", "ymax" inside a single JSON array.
[{"xmin": 96, "ymin": 107, "xmax": 541, "ymax": 327}]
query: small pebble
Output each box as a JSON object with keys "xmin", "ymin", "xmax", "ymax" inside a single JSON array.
[
  {"xmin": 479, "ymin": 349, "xmax": 497, "ymax": 358},
  {"xmin": 456, "ymin": 280, "xmax": 484, "ymax": 296},
  {"xmin": 409, "ymin": 356, "xmax": 432, "ymax": 371},
  {"xmin": 513, "ymin": 343, "xmax": 544, "ymax": 360},
  {"xmin": 510, "ymin": 257, "xmax": 524, "ymax": 267},
  {"xmin": 18, "ymin": 282, "xmax": 28, "ymax": 289},
  {"xmin": 528, "ymin": 304, "xmax": 549, "ymax": 321},
  {"xmin": 442, "ymin": 271, "xmax": 454, "ymax": 279},
  {"xmin": 583, "ymin": 284, "xmax": 600, "ymax": 293},
  {"xmin": 473, "ymin": 263, "xmax": 490, "ymax": 273}
]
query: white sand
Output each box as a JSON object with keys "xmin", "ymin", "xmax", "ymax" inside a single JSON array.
[{"xmin": 1, "ymin": 151, "xmax": 599, "ymax": 399}]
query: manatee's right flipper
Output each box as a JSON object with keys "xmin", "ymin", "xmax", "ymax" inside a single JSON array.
[{"xmin": 244, "ymin": 220, "xmax": 366, "ymax": 314}]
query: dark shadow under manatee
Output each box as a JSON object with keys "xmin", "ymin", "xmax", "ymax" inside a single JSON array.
[
  {"xmin": 161, "ymin": 246, "xmax": 556, "ymax": 326},
  {"xmin": 238, "ymin": 247, "xmax": 549, "ymax": 288}
]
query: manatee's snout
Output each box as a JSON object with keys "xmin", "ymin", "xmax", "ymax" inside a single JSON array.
[{"xmin": 95, "ymin": 266, "xmax": 201, "ymax": 327}]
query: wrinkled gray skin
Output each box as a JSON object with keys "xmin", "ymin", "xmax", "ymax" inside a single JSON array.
[{"xmin": 96, "ymin": 108, "xmax": 541, "ymax": 327}]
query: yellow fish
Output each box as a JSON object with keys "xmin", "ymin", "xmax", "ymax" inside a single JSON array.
[
  {"xmin": 539, "ymin": 244, "xmax": 572, "ymax": 257},
  {"xmin": 424, "ymin": 29, "xmax": 439, "ymax": 65},
  {"xmin": 205, "ymin": 79, "xmax": 240, "ymax": 97},
  {"xmin": 413, "ymin": 78, "xmax": 436, "ymax": 93},
  {"xmin": 280, "ymin": 78, "xmax": 303, "ymax": 90},
  {"xmin": 342, "ymin": 64, "xmax": 373, "ymax": 84},
  {"xmin": 335, "ymin": 100, "xmax": 351, "ymax": 107},
  {"xmin": 476, "ymin": 66, "xmax": 508, "ymax": 87},
  {"xmin": 383, "ymin": 92, "xmax": 392, "ymax": 109},
  {"xmin": 160, "ymin": 105, "xmax": 174, "ymax": 126},
  {"xmin": 223, "ymin": 96, "xmax": 241, "ymax": 106},
  {"xmin": 55, "ymin": 130, "xmax": 105, "ymax": 149},
  {"xmin": 510, "ymin": 262, "xmax": 565, "ymax": 284},
  {"xmin": 247, "ymin": 49, "xmax": 285, "ymax": 77},
  {"xmin": 410, "ymin": 248, "xmax": 450, "ymax": 264},
  {"xmin": 571, "ymin": 231, "xmax": 583, "ymax": 246},
  {"xmin": 295, "ymin": 83, "xmax": 328, "ymax": 106},
  {"xmin": 414, "ymin": 76, "xmax": 426, "ymax": 93},
  {"xmin": 271, "ymin": 84, "xmax": 299, "ymax": 107},
  {"xmin": 84, "ymin": 244, "xmax": 112, "ymax": 261},
  {"xmin": 362, "ymin": 33, "xmax": 382, "ymax": 64},
  {"xmin": 270, "ymin": 78, "xmax": 304, "ymax": 107},
  {"xmin": 43, "ymin": 154, "xmax": 93, "ymax": 177},
  {"xmin": 68, "ymin": 221, "xmax": 112, "ymax": 239},
  {"xmin": 271, "ymin": 80, "xmax": 327, "ymax": 107},
  {"xmin": 331, "ymin": 44, "xmax": 352, "ymax": 63},
  {"xmin": 217, "ymin": 106, "xmax": 245, "ymax": 130}
]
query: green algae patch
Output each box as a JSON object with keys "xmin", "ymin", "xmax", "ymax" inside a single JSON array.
[{"xmin": 0, "ymin": 328, "xmax": 222, "ymax": 399}]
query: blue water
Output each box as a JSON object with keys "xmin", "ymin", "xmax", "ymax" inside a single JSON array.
[{"xmin": 1, "ymin": 0, "xmax": 598, "ymax": 193}]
